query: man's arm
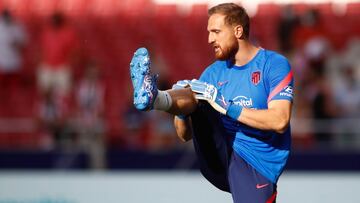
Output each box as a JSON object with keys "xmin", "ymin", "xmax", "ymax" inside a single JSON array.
[
  {"xmin": 237, "ymin": 100, "xmax": 292, "ymax": 134},
  {"xmin": 188, "ymin": 79, "xmax": 293, "ymax": 134}
]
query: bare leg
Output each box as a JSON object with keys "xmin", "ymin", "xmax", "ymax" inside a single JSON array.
[
  {"xmin": 130, "ymin": 47, "xmax": 197, "ymax": 115},
  {"xmin": 165, "ymin": 88, "xmax": 198, "ymax": 115},
  {"xmin": 130, "ymin": 48, "xmax": 196, "ymax": 142},
  {"xmin": 164, "ymin": 88, "xmax": 196, "ymax": 142}
]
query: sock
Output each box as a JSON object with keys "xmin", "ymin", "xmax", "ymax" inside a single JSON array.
[{"xmin": 153, "ymin": 90, "xmax": 172, "ymax": 111}]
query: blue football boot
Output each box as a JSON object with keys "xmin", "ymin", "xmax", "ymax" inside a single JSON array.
[{"xmin": 130, "ymin": 47, "xmax": 158, "ymax": 111}]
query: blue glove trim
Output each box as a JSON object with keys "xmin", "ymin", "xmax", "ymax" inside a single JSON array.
[
  {"xmin": 226, "ymin": 103, "xmax": 243, "ymax": 120},
  {"xmin": 176, "ymin": 115, "xmax": 188, "ymax": 120}
]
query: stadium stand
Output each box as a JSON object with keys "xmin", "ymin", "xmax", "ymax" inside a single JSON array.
[{"xmin": 0, "ymin": 0, "xmax": 359, "ymax": 150}]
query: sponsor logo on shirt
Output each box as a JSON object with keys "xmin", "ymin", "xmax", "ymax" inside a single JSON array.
[
  {"xmin": 279, "ymin": 86, "xmax": 293, "ymax": 98},
  {"xmin": 232, "ymin": 96, "xmax": 253, "ymax": 107}
]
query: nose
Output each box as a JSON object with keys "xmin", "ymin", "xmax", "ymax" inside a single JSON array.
[{"xmin": 208, "ymin": 33, "xmax": 214, "ymax": 44}]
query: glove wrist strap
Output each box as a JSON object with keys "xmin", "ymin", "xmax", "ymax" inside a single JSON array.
[
  {"xmin": 226, "ymin": 102, "xmax": 243, "ymax": 120},
  {"xmin": 176, "ymin": 115, "xmax": 188, "ymax": 120}
]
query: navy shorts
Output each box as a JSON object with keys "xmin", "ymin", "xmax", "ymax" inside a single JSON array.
[
  {"xmin": 228, "ymin": 152, "xmax": 277, "ymax": 203},
  {"xmin": 191, "ymin": 103, "xmax": 277, "ymax": 203}
]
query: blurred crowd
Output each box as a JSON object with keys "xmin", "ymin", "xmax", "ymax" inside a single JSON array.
[
  {"xmin": 0, "ymin": 3, "xmax": 359, "ymax": 169},
  {"xmin": 276, "ymin": 7, "xmax": 360, "ymax": 150},
  {"xmin": 0, "ymin": 9, "xmax": 107, "ymax": 168}
]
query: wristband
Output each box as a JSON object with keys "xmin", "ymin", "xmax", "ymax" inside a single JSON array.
[{"xmin": 226, "ymin": 102, "xmax": 243, "ymax": 120}]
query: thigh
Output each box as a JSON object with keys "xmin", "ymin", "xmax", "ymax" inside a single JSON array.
[
  {"xmin": 191, "ymin": 104, "xmax": 232, "ymax": 192},
  {"xmin": 228, "ymin": 152, "xmax": 277, "ymax": 203}
]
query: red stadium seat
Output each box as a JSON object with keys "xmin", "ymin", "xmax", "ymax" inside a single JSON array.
[{"xmin": 0, "ymin": 1, "xmax": 359, "ymax": 149}]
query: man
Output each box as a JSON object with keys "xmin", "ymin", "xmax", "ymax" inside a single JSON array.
[
  {"xmin": 37, "ymin": 12, "xmax": 78, "ymax": 99},
  {"xmin": 0, "ymin": 9, "xmax": 27, "ymax": 85},
  {"xmin": 130, "ymin": 3, "xmax": 293, "ymax": 203}
]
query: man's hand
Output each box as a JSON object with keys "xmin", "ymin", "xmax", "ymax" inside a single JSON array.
[
  {"xmin": 189, "ymin": 79, "xmax": 243, "ymax": 120},
  {"xmin": 188, "ymin": 79, "xmax": 228, "ymax": 115}
]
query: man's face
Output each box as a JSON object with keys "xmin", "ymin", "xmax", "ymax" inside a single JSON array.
[{"xmin": 207, "ymin": 14, "xmax": 238, "ymax": 60}]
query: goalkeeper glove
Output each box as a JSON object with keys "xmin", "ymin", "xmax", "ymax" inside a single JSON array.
[
  {"xmin": 172, "ymin": 79, "xmax": 191, "ymax": 90},
  {"xmin": 189, "ymin": 79, "xmax": 243, "ymax": 120}
]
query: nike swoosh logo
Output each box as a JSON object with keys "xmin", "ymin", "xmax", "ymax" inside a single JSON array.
[
  {"xmin": 256, "ymin": 183, "xmax": 269, "ymax": 189},
  {"xmin": 217, "ymin": 80, "xmax": 228, "ymax": 87}
]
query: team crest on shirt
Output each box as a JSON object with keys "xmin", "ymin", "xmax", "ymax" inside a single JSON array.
[{"xmin": 251, "ymin": 71, "xmax": 261, "ymax": 85}]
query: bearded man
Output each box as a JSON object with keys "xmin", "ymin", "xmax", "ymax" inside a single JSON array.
[{"xmin": 130, "ymin": 3, "xmax": 294, "ymax": 203}]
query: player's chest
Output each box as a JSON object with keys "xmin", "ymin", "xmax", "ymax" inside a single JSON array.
[{"xmin": 216, "ymin": 70, "xmax": 268, "ymax": 109}]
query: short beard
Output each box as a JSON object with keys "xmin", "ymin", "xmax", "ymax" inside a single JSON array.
[{"xmin": 215, "ymin": 39, "xmax": 238, "ymax": 61}]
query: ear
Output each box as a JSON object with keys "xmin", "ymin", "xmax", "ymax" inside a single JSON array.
[{"xmin": 234, "ymin": 25, "xmax": 243, "ymax": 39}]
